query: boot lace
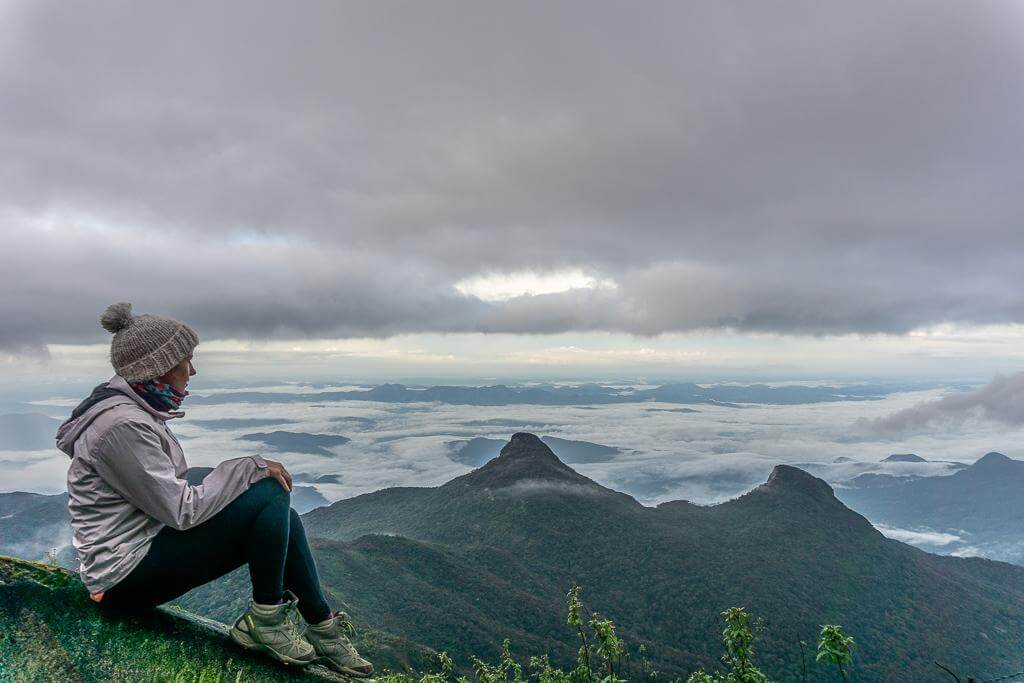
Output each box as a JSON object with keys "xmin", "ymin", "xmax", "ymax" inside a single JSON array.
[
  {"xmin": 282, "ymin": 601, "xmax": 308, "ymax": 644},
  {"xmin": 334, "ymin": 611, "xmax": 357, "ymax": 637}
]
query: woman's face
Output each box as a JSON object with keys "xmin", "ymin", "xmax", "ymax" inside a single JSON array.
[{"xmin": 158, "ymin": 354, "xmax": 196, "ymax": 393}]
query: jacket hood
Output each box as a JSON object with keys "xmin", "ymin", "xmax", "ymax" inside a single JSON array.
[{"xmin": 56, "ymin": 374, "xmax": 183, "ymax": 457}]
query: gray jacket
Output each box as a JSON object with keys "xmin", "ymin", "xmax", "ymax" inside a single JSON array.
[{"xmin": 56, "ymin": 375, "xmax": 269, "ymax": 594}]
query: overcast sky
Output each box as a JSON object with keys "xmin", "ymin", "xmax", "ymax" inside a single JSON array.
[{"xmin": 2, "ymin": 1, "xmax": 1023, "ymax": 383}]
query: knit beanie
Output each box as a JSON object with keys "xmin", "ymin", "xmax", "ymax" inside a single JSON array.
[{"xmin": 100, "ymin": 302, "xmax": 199, "ymax": 383}]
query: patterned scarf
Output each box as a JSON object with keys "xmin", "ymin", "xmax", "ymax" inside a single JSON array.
[{"xmin": 129, "ymin": 378, "xmax": 189, "ymax": 412}]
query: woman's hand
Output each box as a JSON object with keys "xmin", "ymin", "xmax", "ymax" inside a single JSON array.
[{"xmin": 264, "ymin": 459, "xmax": 292, "ymax": 492}]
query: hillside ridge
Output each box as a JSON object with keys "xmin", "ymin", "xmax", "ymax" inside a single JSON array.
[{"xmin": 0, "ymin": 554, "xmax": 433, "ymax": 681}]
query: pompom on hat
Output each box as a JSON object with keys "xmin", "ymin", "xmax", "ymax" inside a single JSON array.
[{"xmin": 100, "ymin": 302, "xmax": 199, "ymax": 383}]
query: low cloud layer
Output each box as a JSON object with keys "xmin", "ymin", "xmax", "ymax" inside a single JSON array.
[
  {"xmin": 864, "ymin": 372, "xmax": 1024, "ymax": 435},
  {"xmin": 2, "ymin": 1, "xmax": 1024, "ymax": 352},
  {"xmin": 874, "ymin": 524, "xmax": 963, "ymax": 548},
  {"xmin": 10, "ymin": 381, "xmax": 1023, "ymax": 505}
]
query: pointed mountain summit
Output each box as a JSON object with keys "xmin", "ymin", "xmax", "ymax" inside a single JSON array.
[
  {"xmin": 446, "ymin": 432, "xmax": 594, "ymax": 489},
  {"xmin": 304, "ymin": 433, "xmax": 642, "ymax": 546},
  {"xmin": 759, "ymin": 464, "xmax": 837, "ymax": 503},
  {"xmin": 719, "ymin": 464, "xmax": 876, "ymax": 535}
]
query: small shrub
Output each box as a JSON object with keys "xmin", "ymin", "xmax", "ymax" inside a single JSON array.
[
  {"xmin": 816, "ymin": 625, "xmax": 854, "ymax": 682},
  {"xmin": 379, "ymin": 584, "xmax": 651, "ymax": 683},
  {"xmin": 685, "ymin": 608, "xmax": 771, "ymax": 683}
]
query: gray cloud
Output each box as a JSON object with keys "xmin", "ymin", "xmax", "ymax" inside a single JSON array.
[
  {"xmin": 864, "ymin": 372, "xmax": 1024, "ymax": 435},
  {"xmin": 2, "ymin": 1, "xmax": 1024, "ymax": 351}
]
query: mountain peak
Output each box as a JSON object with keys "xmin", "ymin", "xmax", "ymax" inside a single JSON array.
[
  {"xmin": 448, "ymin": 432, "xmax": 592, "ymax": 489},
  {"xmin": 492, "ymin": 432, "xmax": 578, "ymax": 473},
  {"xmin": 762, "ymin": 465, "xmax": 836, "ymax": 502},
  {"xmin": 505, "ymin": 431, "xmax": 549, "ymax": 451},
  {"xmin": 882, "ymin": 453, "xmax": 927, "ymax": 463},
  {"xmin": 970, "ymin": 451, "xmax": 1018, "ymax": 471}
]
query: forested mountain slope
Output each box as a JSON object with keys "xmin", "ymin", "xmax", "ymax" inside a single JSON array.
[{"xmin": 274, "ymin": 434, "xmax": 1024, "ymax": 680}]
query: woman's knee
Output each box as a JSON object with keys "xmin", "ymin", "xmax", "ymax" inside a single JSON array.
[
  {"xmin": 253, "ymin": 475, "xmax": 290, "ymax": 495},
  {"xmin": 243, "ymin": 476, "xmax": 291, "ymax": 508}
]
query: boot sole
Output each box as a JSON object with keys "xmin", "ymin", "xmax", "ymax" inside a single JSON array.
[
  {"xmin": 315, "ymin": 656, "xmax": 374, "ymax": 678},
  {"xmin": 229, "ymin": 622, "xmax": 316, "ymax": 667}
]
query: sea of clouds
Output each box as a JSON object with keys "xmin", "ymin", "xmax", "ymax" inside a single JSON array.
[{"xmin": 6, "ymin": 380, "xmax": 1023, "ymax": 510}]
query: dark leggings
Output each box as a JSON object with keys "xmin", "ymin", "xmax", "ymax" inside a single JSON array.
[{"xmin": 100, "ymin": 468, "xmax": 331, "ymax": 624}]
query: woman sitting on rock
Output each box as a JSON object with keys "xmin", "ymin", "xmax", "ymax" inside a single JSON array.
[{"xmin": 56, "ymin": 302, "xmax": 373, "ymax": 677}]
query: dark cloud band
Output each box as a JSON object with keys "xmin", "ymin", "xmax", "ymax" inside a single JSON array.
[{"xmin": 2, "ymin": 1, "xmax": 1023, "ymax": 351}]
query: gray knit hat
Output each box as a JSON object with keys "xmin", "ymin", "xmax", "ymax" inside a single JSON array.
[{"xmin": 100, "ymin": 302, "xmax": 199, "ymax": 383}]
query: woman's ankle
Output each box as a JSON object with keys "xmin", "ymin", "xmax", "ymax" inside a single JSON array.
[
  {"xmin": 308, "ymin": 609, "xmax": 333, "ymax": 626},
  {"xmin": 252, "ymin": 593, "xmax": 286, "ymax": 608}
]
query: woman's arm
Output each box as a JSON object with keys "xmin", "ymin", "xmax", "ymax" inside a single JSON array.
[{"xmin": 91, "ymin": 419, "xmax": 271, "ymax": 530}]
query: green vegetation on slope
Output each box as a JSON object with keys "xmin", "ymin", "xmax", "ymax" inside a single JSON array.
[
  {"xmin": 0, "ymin": 555, "xmax": 435, "ymax": 682},
  {"xmin": 9, "ymin": 433, "xmax": 1024, "ymax": 681},
  {"xmin": 286, "ymin": 434, "xmax": 1024, "ymax": 680}
]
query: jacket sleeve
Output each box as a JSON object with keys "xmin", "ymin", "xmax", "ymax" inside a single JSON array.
[{"xmin": 92, "ymin": 419, "xmax": 271, "ymax": 530}]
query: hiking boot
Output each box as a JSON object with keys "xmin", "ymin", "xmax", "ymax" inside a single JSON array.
[
  {"xmin": 229, "ymin": 590, "xmax": 317, "ymax": 667},
  {"xmin": 304, "ymin": 610, "xmax": 374, "ymax": 677}
]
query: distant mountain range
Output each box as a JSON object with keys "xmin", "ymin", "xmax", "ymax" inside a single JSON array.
[
  {"xmin": 236, "ymin": 431, "xmax": 350, "ymax": 456},
  {"xmin": 0, "ymin": 484, "xmax": 329, "ymax": 564},
  {"xmin": 184, "ymin": 382, "xmax": 898, "ymax": 407},
  {"xmin": 837, "ymin": 452, "xmax": 1024, "ymax": 563},
  {"xmin": 792, "ymin": 452, "xmax": 969, "ymax": 489},
  {"xmin": 188, "ymin": 417, "xmax": 300, "ymax": 430},
  {"xmin": 881, "ymin": 453, "xmax": 927, "ymax": 463},
  {"xmin": 293, "ymin": 472, "xmax": 343, "ymax": 485},
  {"xmin": 0, "ymin": 491, "xmax": 74, "ymax": 566},
  {"xmin": 176, "ymin": 434, "xmax": 1024, "ymax": 681}
]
